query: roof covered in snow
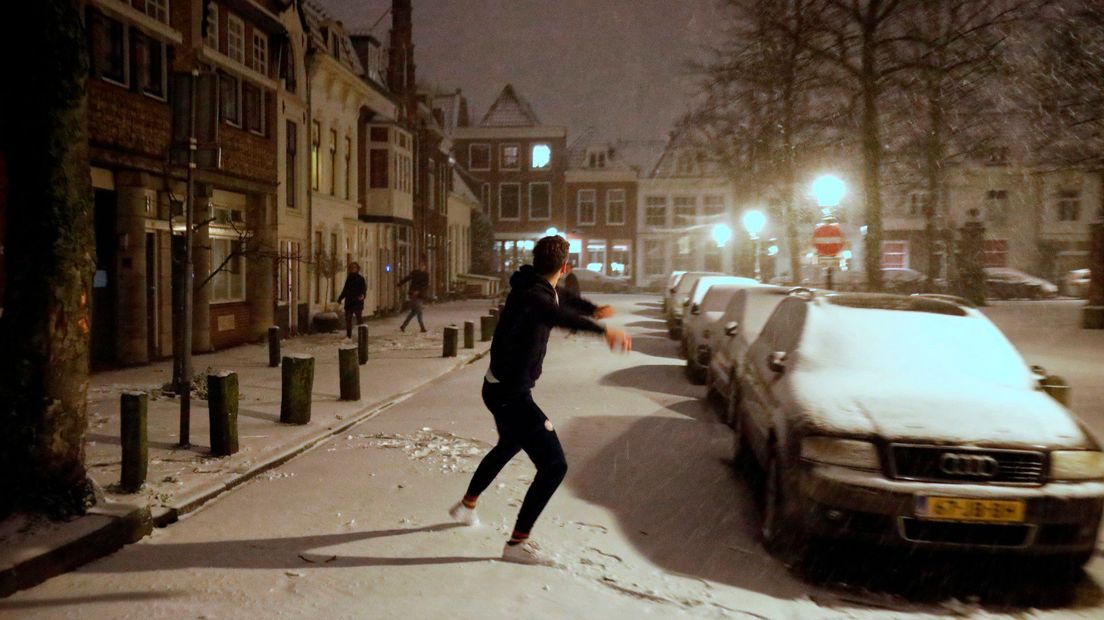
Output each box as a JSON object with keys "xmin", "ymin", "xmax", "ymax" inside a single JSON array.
[{"xmin": 479, "ymin": 84, "xmax": 542, "ymax": 128}]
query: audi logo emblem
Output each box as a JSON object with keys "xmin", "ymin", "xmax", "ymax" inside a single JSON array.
[{"xmin": 939, "ymin": 453, "xmax": 1000, "ymax": 477}]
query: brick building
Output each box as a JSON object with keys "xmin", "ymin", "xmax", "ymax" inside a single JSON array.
[
  {"xmin": 565, "ymin": 129, "xmax": 639, "ymax": 278},
  {"xmin": 451, "ymin": 84, "xmax": 567, "ymax": 273}
]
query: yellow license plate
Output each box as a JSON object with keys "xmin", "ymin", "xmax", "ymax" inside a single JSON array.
[{"xmin": 914, "ymin": 496, "xmax": 1026, "ymax": 523}]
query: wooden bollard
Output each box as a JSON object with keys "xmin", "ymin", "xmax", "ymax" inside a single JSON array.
[
  {"xmin": 357, "ymin": 324, "xmax": 369, "ymax": 365},
  {"xmin": 463, "ymin": 320, "xmax": 475, "ymax": 349},
  {"xmin": 339, "ymin": 345, "xmax": 360, "ymax": 401},
  {"xmin": 480, "ymin": 315, "xmax": 494, "ymax": 341},
  {"xmin": 207, "ymin": 371, "xmax": 239, "ymax": 456},
  {"xmin": 120, "ymin": 391, "xmax": 148, "ymax": 492},
  {"xmin": 280, "ymin": 354, "xmax": 315, "ymax": 424},
  {"xmin": 443, "ymin": 325, "xmax": 459, "ymax": 357},
  {"xmin": 267, "ymin": 326, "xmax": 280, "ymax": 367}
]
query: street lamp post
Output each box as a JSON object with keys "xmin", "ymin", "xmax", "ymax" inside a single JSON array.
[
  {"xmin": 742, "ymin": 210, "xmax": 766, "ymax": 281},
  {"xmin": 811, "ymin": 174, "xmax": 846, "ymax": 289}
]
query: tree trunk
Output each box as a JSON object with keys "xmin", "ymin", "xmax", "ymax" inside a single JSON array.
[
  {"xmin": 0, "ymin": 0, "xmax": 96, "ymax": 516},
  {"xmin": 924, "ymin": 78, "xmax": 945, "ymax": 284},
  {"xmin": 860, "ymin": 45, "xmax": 885, "ymax": 292}
]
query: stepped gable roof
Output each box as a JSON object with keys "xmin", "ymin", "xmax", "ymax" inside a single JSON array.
[
  {"xmin": 302, "ymin": 0, "xmax": 364, "ymax": 76},
  {"xmin": 479, "ymin": 84, "xmax": 542, "ymax": 128}
]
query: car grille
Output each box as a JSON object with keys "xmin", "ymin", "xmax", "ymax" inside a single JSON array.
[
  {"xmin": 901, "ymin": 519, "xmax": 1031, "ymax": 547},
  {"xmin": 890, "ymin": 444, "xmax": 1045, "ymax": 485}
]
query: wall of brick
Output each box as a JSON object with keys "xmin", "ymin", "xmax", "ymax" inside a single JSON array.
[
  {"xmin": 88, "ymin": 79, "xmax": 172, "ymax": 170},
  {"xmin": 218, "ymin": 92, "xmax": 278, "ymax": 183},
  {"xmin": 210, "ymin": 301, "xmax": 252, "ymax": 349}
]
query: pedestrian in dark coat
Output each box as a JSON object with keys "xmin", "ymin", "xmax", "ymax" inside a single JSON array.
[
  {"xmin": 336, "ymin": 262, "xmax": 368, "ymax": 339},
  {"xmin": 397, "ymin": 262, "xmax": 430, "ymax": 332},
  {"xmin": 446, "ymin": 236, "xmax": 629, "ymax": 566}
]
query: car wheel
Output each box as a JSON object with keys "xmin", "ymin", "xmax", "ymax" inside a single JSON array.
[
  {"xmin": 705, "ymin": 369, "xmax": 720, "ymax": 402},
  {"xmin": 761, "ymin": 447, "xmax": 806, "ymax": 558},
  {"xmin": 725, "ymin": 374, "xmax": 742, "ymax": 427},
  {"xmin": 686, "ymin": 357, "xmax": 705, "ymax": 385}
]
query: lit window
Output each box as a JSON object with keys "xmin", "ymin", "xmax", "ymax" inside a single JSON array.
[
  {"xmin": 252, "ymin": 32, "xmax": 268, "ymax": 75},
  {"xmin": 227, "ymin": 13, "xmax": 245, "ymax": 63},
  {"xmin": 311, "ymin": 120, "xmax": 320, "ymax": 190},
  {"xmin": 531, "ymin": 144, "xmax": 551, "ymax": 170}
]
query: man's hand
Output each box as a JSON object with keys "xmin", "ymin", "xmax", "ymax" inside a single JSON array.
[
  {"xmin": 593, "ymin": 305, "xmax": 614, "ymax": 320},
  {"xmin": 604, "ymin": 327, "xmax": 631, "ymax": 353}
]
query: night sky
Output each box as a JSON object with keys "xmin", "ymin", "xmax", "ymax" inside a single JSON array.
[{"xmin": 317, "ymin": 0, "xmax": 722, "ymax": 141}]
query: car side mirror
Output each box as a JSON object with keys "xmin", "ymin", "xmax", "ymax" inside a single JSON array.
[
  {"xmin": 1040, "ymin": 374, "xmax": 1071, "ymax": 407},
  {"xmin": 767, "ymin": 351, "xmax": 788, "ymax": 374},
  {"xmin": 690, "ymin": 303, "xmax": 701, "ymax": 315},
  {"xmin": 724, "ymin": 321, "xmax": 739, "ymax": 336}
]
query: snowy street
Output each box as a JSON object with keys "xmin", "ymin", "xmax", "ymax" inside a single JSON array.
[{"xmin": 3, "ymin": 294, "xmax": 1104, "ymax": 619}]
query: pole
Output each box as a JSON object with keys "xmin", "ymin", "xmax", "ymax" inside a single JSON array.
[
  {"xmin": 826, "ymin": 264, "xmax": 834, "ymax": 290},
  {"xmin": 753, "ymin": 237, "xmax": 762, "ymax": 282},
  {"xmin": 179, "ymin": 68, "xmax": 197, "ymax": 448}
]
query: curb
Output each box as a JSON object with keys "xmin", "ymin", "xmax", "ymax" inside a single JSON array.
[{"xmin": 0, "ymin": 344, "xmax": 490, "ymax": 598}]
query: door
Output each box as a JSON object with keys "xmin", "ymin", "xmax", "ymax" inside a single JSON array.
[{"xmin": 90, "ymin": 190, "xmax": 117, "ymax": 370}]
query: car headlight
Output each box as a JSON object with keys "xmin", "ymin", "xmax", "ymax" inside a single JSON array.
[
  {"xmin": 800, "ymin": 437, "xmax": 880, "ymax": 471},
  {"xmin": 1050, "ymin": 450, "xmax": 1104, "ymax": 481}
]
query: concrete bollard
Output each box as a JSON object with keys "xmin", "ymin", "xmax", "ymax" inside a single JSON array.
[
  {"xmin": 120, "ymin": 391, "xmax": 148, "ymax": 492},
  {"xmin": 463, "ymin": 320, "xmax": 475, "ymax": 349},
  {"xmin": 339, "ymin": 345, "xmax": 360, "ymax": 401},
  {"xmin": 357, "ymin": 324, "xmax": 369, "ymax": 365},
  {"xmin": 207, "ymin": 371, "xmax": 239, "ymax": 456},
  {"xmin": 280, "ymin": 354, "xmax": 315, "ymax": 424},
  {"xmin": 268, "ymin": 326, "xmax": 280, "ymax": 368},
  {"xmin": 480, "ymin": 315, "xmax": 495, "ymax": 342},
  {"xmin": 443, "ymin": 325, "xmax": 459, "ymax": 357}
]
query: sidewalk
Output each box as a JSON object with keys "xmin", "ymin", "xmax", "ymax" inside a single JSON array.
[{"xmin": 0, "ymin": 297, "xmax": 497, "ymax": 596}]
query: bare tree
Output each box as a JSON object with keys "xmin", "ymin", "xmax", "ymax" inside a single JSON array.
[{"xmin": 0, "ymin": 0, "xmax": 96, "ymax": 516}]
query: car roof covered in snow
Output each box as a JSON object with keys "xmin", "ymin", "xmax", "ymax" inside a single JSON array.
[
  {"xmin": 690, "ymin": 276, "xmax": 759, "ymax": 305},
  {"xmin": 823, "ymin": 293, "xmax": 968, "ymax": 316}
]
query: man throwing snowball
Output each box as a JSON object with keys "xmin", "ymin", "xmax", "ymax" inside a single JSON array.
[{"xmin": 449, "ymin": 235, "xmax": 630, "ymax": 565}]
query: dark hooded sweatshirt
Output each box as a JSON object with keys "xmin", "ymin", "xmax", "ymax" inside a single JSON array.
[{"xmin": 488, "ymin": 265, "xmax": 605, "ymax": 391}]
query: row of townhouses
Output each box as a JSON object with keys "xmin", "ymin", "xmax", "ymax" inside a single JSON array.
[{"xmin": 73, "ymin": 0, "xmax": 479, "ymax": 369}]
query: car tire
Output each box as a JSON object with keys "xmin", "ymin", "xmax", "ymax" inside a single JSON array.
[
  {"xmin": 725, "ymin": 374, "xmax": 742, "ymax": 427},
  {"xmin": 705, "ymin": 369, "xmax": 721, "ymax": 403},
  {"xmin": 761, "ymin": 447, "xmax": 806, "ymax": 559},
  {"xmin": 686, "ymin": 357, "xmax": 705, "ymax": 385}
]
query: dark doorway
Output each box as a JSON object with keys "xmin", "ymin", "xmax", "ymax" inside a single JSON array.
[
  {"xmin": 146, "ymin": 231, "xmax": 157, "ymax": 360},
  {"xmin": 90, "ymin": 189, "xmax": 117, "ymax": 370}
]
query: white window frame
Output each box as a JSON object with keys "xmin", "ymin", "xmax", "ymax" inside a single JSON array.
[
  {"xmin": 577, "ymin": 189, "xmax": 596, "ymax": 225},
  {"xmin": 881, "ymin": 240, "xmax": 909, "ymax": 269},
  {"xmin": 91, "ymin": 11, "xmax": 130, "ymax": 88},
  {"xmin": 204, "ymin": 2, "xmax": 219, "ymax": 49},
  {"xmin": 243, "ymin": 81, "xmax": 265, "ymax": 136},
  {"xmin": 500, "ymin": 144, "xmax": 520, "ymax": 171},
  {"xmin": 529, "ymin": 182, "xmax": 551, "ymax": 221},
  {"xmin": 644, "ymin": 196, "xmax": 667, "ymax": 228},
  {"xmin": 1056, "ymin": 190, "xmax": 1081, "ymax": 222},
  {"xmin": 498, "ymin": 183, "xmax": 521, "ymax": 221},
  {"xmin": 135, "ymin": 31, "xmax": 168, "ymax": 101},
  {"xmin": 606, "ymin": 188, "xmax": 627, "ymax": 225},
  {"xmin": 209, "ymin": 236, "xmax": 248, "ymax": 303},
  {"xmin": 469, "ymin": 143, "xmax": 491, "ymax": 171},
  {"xmin": 252, "ymin": 30, "xmax": 268, "ymax": 75},
  {"xmin": 227, "ymin": 13, "xmax": 245, "ymax": 64},
  {"xmin": 144, "ymin": 0, "xmax": 169, "ymax": 24},
  {"xmin": 530, "ymin": 143, "xmax": 552, "ymax": 170}
]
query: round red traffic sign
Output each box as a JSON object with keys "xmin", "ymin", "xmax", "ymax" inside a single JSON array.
[{"xmin": 813, "ymin": 222, "xmax": 845, "ymax": 257}]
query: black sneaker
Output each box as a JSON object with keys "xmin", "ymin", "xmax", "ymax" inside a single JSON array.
[{"xmin": 400, "ymin": 324, "xmax": 406, "ymax": 333}]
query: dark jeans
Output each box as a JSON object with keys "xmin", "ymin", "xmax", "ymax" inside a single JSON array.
[
  {"xmin": 401, "ymin": 297, "xmax": 425, "ymax": 331},
  {"xmin": 466, "ymin": 380, "xmax": 568, "ymax": 535},
  {"xmin": 344, "ymin": 307, "xmax": 362, "ymax": 339}
]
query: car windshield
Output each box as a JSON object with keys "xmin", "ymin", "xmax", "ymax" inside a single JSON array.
[
  {"xmin": 800, "ymin": 305, "xmax": 1034, "ymax": 388},
  {"xmin": 676, "ymin": 273, "xmax": 715, "ymax": 299},
  {"xmin": 743, "ymin": 291, "xmax": 790, "ymax": 340},
  {"xmin": 702, "ymin": 287, "xmax": 738, "ymax": 312},
  {"xmin": 691, "ymin": 276, "xmax": 755, "ymax": 304}
]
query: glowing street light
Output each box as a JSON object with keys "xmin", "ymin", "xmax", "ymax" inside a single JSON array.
[
  {"xmin": 711, "ymin": 223, "xmax": 733, "ymax": 248},
  {"xmin": 811, "ymin": 174, "xmax": 846, "ymax": 208},
  {"xmin": 544, "ymin": 227, "xmax": 560, "ymax": 237}
]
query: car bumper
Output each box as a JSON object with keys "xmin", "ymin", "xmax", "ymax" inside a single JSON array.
[{"xmin": 794, "ymin": 463, "xmax": 1104, "ymax": 556}]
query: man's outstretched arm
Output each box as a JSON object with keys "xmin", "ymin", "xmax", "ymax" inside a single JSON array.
[{"xmin": 558, "ymin": 285, "xmax": 614, "ymax": 320}]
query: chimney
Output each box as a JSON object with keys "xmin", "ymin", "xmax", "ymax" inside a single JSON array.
[{"xmin": 387, "ymin": 0, "xmax": 416, "ymax": 121}]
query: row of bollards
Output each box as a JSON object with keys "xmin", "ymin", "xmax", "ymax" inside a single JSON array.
[{"xmin": 121, "ymin": 309, "xmax": 499, "ymax": 491}]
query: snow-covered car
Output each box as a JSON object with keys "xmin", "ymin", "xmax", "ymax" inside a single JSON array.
[
  {"xmin": 706, "ymin": 285, "xmax": 797, "ymax": 423},
  {"xmin": 1061, "ymin": 268, "xmax": 1091, "ymax": 299},
  {"xmin": 984, "ymin": 267, "xmax": 1058, "ymax": 300},
  {"xmin": 665, "ymin": 271, "xmax": 721, "ymax": 338},
  {"xmin": 571, "ymin": 268, "xmax": 631, "ymax": 293},
  {"xmin": 681, "ymin": 279, "xmax": 759, "ymax": 384},
  {"xmin": 662, "ymin": 270, "xmax": 688, "ymax": 313},
  {"xmin": 678, "ymin": 276, "xmax": 755, "ymax": 359},
  {"xmin": 734, "ymin": 292, "xmax": 1104, "ymax": 566}
]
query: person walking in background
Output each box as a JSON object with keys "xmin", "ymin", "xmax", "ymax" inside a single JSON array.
[
  {"xmin": 336, "ymin": 262, "xmax": 368, "ymax": 340},
  {"xmin": 561, "ymin": 262, "xmax": 581, "ymax": 297},
  {"xmin": 397, "ymin": 261, "xmax": 430, "ymax": 333},
  {"xmin": 448, "ymin": 236, "xmax": 628, "ymax": 566}
]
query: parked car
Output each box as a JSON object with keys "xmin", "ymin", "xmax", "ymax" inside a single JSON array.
[
  {"xmin": 665, "ymin": 271, "xmax": 721, "ymax": 338},
  {"xmin": 1061, "ymin": 268, "xmax": 1091, "ymax": 299},
  {"xmin": 735, "ymin": 292, "xmax": 1103, "ymax": 566},
  {"xmin": 682, "ymin": 281, "xmax": 759, "ymax": 384},
  {"xmin": 706, "ymin": 285, "xmax": 798, "ymax": 423},
  {"xmin": 984, "ymin": 267, "xmax": 1058, "ymax": 300},
  {"xmin": 663, "ymin": 271, "xmax": 688, "ymax": 312},
  {"xmin": 679, "ymin": 276, "xmax": 756, "ymax": 357},
  {"xmin": 572, "ymin": 268, "xmax": 631, "ymax": 293}
]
